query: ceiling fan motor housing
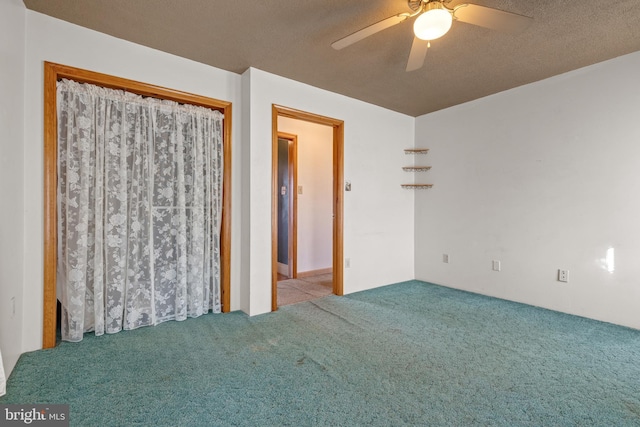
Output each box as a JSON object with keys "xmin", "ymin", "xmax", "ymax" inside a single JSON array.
[{"xmin": 408, "ymin": 0, "xmax": 450, "ymax": 12}]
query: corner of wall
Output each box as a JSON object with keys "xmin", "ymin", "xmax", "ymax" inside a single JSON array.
[
  {"xmin": 412, "ymin": 51, "xmax": 640, "ymax": 330},
  {"xmin": 238, "ymin": 69, "xmax": 252, "ymax": 314},
  {"xmin": 0, "ymin": 0, "xmax": 27, "ymax": 377}
]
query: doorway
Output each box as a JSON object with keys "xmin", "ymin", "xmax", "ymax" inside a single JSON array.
[{"xmin": 271, "ymin": 105, "xmax": 344, "ymax": 311}]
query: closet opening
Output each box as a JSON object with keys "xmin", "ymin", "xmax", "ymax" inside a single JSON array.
[{"xmin": 42, "ymin": 62, "xmax": 232, "ymax": 348}]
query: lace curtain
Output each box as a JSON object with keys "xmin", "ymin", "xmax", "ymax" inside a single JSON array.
[{"xmin": 57, "ymin": 79, "xmax": 224, "ymax": 342}]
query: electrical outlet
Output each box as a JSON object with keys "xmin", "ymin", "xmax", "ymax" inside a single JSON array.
[
  {"xmin": 492, "ymin": 260, "xmax": 501, "ymax": 271},
  {"xmin": 558, "ymin": 269, "xmax": 569, "ymax": 282},
  {"xmin": 345, "ymin": 258, "xmax": 350, "ymax": 268},
  {"xmin": 443, "ymin": 254, "xmax": 449, "ymax": 264}
]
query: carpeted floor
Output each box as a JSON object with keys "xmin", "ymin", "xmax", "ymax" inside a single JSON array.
[
  {"xmin": 2, "ymin": 280, "xmax": 640, "ymax": 426},
  {"xmin": 277, "ymin": 273, "xmax": 333, "ymax": 306}
]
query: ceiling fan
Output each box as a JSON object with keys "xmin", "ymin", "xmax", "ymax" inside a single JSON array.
[{"xmin": 331, "ymin": 0, "xmax": 532, "ymax": 72}]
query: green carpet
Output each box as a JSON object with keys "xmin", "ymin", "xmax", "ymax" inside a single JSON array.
[{"xmin": 2, "ymin": 281, "xmax": 640, "ymax": 426}]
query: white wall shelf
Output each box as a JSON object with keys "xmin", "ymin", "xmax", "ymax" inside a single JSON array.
[
  {"xmin": 401, "ymin": 184, "xmax": 433, "ymax": 189},
  {"xmin": 403, "ymin": 148, "xmax": 432, "ymax": 189},
  {"xmin": 404, "ymin": 148, "xmax": 430, "ymax": 155},
  {"xmin": 402, "ymin": 166, "xmax": 431, "ymax": 172}
]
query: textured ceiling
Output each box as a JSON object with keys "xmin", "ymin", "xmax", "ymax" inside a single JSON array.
[{"xmin": 23, "ymin": 0, "xmax": 640, "ymax": 117}]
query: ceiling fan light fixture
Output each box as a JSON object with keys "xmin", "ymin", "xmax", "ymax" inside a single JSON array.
[{"xmin": 413, "ymin": 3, "xmax": 452, "ymax": 41}]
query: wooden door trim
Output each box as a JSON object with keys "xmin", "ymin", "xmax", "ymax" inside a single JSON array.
[
  {"xmin": 43, "ymin": 61, "xmax": 233, "ymax": 348},
  {"xmin": 271, "ymin": 105, "xmax": 344, "ymax": 311},
  {"xmin": 289, "ymin": 137, "xmax": 298, "ymax": 279}
]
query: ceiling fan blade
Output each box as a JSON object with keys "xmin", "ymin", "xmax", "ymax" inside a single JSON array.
[
  {"xmin": 331, "ymin": 14, "xmax": 409, "ymax": 50},
  {"xmin": 406, "ymin": 37, "xmax": 429, "ymax": 72},
  {"xmin": 453, "ymin": 4, "xmax": 532, "ymax": 33}
]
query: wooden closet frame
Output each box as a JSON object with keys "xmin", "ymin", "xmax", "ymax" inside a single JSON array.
[{"xmin": 42, "ymin": 62, "xmax": 232, "ymax": 348}]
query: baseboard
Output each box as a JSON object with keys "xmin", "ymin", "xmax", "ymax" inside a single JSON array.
[
  {"xmin": 297, "ymin": 268, "xmax": 332, "ymax": 278},
  {"xmin": 277, "ymin": 263, "xmax": 289, "ymax": 276}
]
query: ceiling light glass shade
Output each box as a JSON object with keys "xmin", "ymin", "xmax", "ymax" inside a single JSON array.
[{"xmin": 413, "ymin": 8, "xmax": 452, "ymax": 40}]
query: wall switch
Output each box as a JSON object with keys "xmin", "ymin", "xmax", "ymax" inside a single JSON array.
[
  {"xmin": 345, "ymin": 258, "xmax": 350, "ymax": 268},
  {"xmin": 443, "ymin": 254, "xmax": 449, "ymax": 263},
  {"xmin": 298, "ymin": 186, "xmax": 303, "ymax": 195},
  {"xmin": 11, "ymin": 296, "xmax": 15, "ymax": 319},
  {"xmin": 558, "ymin": 269, "xmax": 569, "ymax": 282},
  {"xmin": 492, "ymin": 260, "xmax": 501, "ymax": 271},
  {"xmin": 345, "ymin": 181, "xmax": 351, "ymax": 191}
]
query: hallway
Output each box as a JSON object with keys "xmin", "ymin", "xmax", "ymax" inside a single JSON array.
[{"xmin": 277, "ymin": 273, "xmax": 333, "ymax": 306}]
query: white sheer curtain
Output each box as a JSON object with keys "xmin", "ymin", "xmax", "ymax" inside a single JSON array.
[{"xmin": 57, "ymin": 79, "xmax": 224, "ymax": 342}]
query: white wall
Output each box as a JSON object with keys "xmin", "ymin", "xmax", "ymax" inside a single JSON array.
[
  {"xmin": 415, "ymin": 51, "xmax": 640, "ymax": 330},
  {"xmin": 14, "ymin": 10, "xmax": 415, "ymax": 356},
  {"xmin": 7, "ymin": 3, "xmax": 637, "ymax": 382},
  {"xmin": 22, "ymin": 10, "xmax": 244, "ymax": 353},
  {"xmin": 243, "ymin": 68, "xmax": 415, "ymax": 315},
  {"xmin": 278, "ymin": 117, "xmax": 333, "ymax": 273},
  {"xmin": 0, "ymin": 0, "xmax": 26, "ymax": 377}
]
